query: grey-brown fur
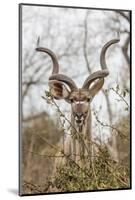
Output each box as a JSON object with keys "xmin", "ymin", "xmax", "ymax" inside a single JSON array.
[{"xmin": 36, "ymin": 37, "xmax": 119, "ymax": 174}]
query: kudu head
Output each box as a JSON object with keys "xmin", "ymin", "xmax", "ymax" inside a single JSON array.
[{"xmin": 36, "ymin": 38, "xmax": 119, "ymax": 127}]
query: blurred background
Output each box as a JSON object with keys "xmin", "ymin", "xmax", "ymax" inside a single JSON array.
[{"xmin": 21, "ymin": 5, "xmax": 130, "ymax": 194}]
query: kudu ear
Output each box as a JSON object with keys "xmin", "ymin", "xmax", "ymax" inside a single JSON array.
[
  {"xmin": 89, "ymin": 78, "xmax": 104, "ymax": 98},
  {"xmin": 49, "ymin": 80, "xmax": 70, "ymax": 100}
]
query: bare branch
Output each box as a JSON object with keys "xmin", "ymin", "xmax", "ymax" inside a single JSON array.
[
  {"xmin": 122, "ymin": 35, "xmax": 130, "ymax": 68},
  {"xmin": 115, "ymin": 11, "xmax": 130, "ymax": 22},
  {"xmin": 83, "ymin": 11, "xmax": 92, "ymax": 74}
]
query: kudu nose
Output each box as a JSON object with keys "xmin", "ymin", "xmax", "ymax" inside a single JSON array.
[
  {"xmin": 76, "ymin": 113, "xmax": 83, "ymax": 119},
  {"xmin": 75, "ymin": 113, "xmax": 83, "ymax": 124}
]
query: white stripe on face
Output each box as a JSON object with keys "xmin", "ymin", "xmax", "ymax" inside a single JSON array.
[{"xmin": 75, "ymin": 101, "xmax": 85, "ymax": 104}]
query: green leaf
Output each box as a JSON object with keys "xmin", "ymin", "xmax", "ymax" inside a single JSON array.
[
  {"xmin": 123, "ymin": 90, "xmax": 126, "ymax": 97},
  {"xmin": 125, "ymin": 107, "xmax": 128, "ymax": 111}
]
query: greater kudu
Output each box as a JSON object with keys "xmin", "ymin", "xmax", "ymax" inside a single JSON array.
[{"xmin": 36, "ymin": 37, "xmax": 119, "ymax": 169}]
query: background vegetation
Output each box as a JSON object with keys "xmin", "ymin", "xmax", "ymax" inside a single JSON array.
[{"xmin": 20, "ymin": 5, "xmax": 130, "ymax": 194}]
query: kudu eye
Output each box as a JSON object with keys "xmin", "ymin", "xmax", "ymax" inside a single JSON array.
[
  {"xmin": 70, "ymin": 98, "xmax": 74, "ymax": 103},
  {"xmin": 87, "ymin": 97, "xmax": 92, "ymax": 102}
]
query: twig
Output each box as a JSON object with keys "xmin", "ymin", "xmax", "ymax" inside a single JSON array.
[
  {"xmin": 42, "ymin": 93, "xmax": 92, "ymax": 157},
  {"xmin": 110, "ymin": 87, "xmax": 130, "ymax": 109},
  {"xmin": 93, "ymin": 111, "xmax": 129, "ymax": 141}
]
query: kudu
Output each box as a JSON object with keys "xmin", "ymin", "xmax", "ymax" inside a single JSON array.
[{"xmin": 36, "ymin": 38, "xmax": 119, "ymax": 170}]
